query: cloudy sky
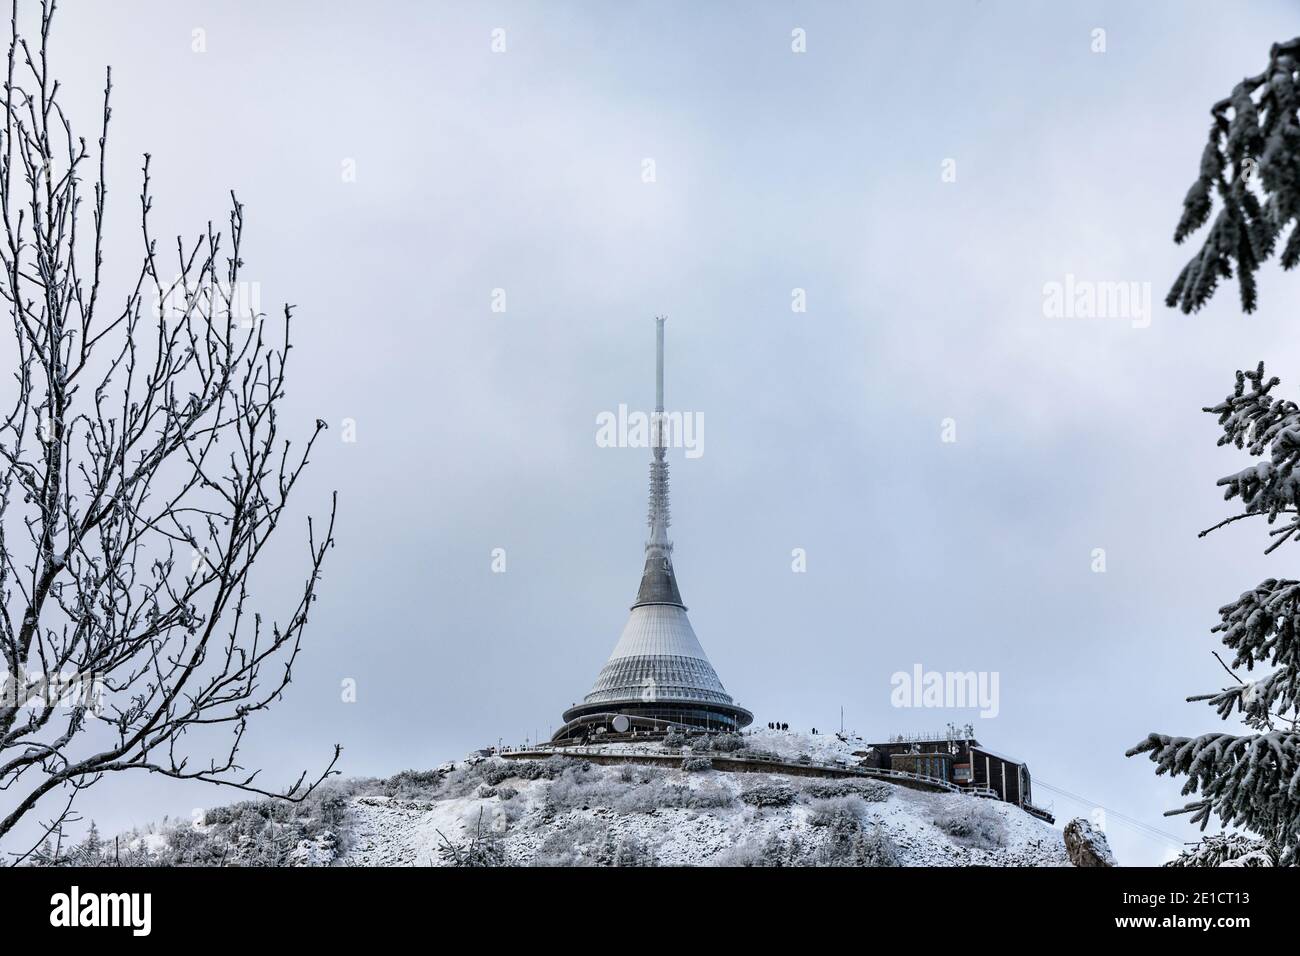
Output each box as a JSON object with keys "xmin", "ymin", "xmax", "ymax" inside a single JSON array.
[{"xmin": 8, "ymin": 0, "xmax": 1300, "ymax": 865}]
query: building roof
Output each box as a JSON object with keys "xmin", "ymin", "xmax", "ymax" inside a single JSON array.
[
  {"xmin": 606, "ymin": 603, "xmax": 709, "ymax": 661},
  {"xmin": 868, "ymin": 737, "xmax": 983, "ymax": 749},
  {"xmin": 971, "ymin": 745, "xmax": 1026, "ymax": 766},
  {"xmin": 582, "ymin": 603, "xmax": 733, "ymax": 706}
]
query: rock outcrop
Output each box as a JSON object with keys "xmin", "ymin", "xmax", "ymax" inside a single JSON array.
[{"xmin": 1064, "ymin": 817, "xmax": 1117, "ymax": 867}]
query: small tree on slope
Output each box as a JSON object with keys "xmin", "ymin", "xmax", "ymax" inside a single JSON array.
[{"xmin": 1127, "ymin": 363, "xmax": 1300, "ymax": 863}]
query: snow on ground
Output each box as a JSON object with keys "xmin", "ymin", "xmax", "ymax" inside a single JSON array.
[
  {"xmin": 98, "ymin": 732, "xmax": 1069, "ymax": 867},
  {"xmin": 341, "ymin": 772, "xmax": 1066, "ymax": 867},
  {"xmin": 337, "ymin": 733, "xmax": 1069, "ymax": 867},
  {"xmin": 741, "ymin": 727, "xmax": 869, "ymax": 761},
  {"xmin": 584, "ymin": 727, "xmax": 866, "ymax": 763}
]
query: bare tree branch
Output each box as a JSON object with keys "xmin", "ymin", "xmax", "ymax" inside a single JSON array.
[{"xmin": 0, "ymin": 0, "xmax": 338, "ymax": 859}]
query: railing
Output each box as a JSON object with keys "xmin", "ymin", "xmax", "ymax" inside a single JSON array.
[
  {"xmin": 503, "ymin": 745, "xmax": 971, "ymax": 793},
  {"xmin": 1021, "ymin": 802, "xmax": 1055, "ymax": 823},
  {"xmin": 880, "ymin": 730, "xmax": 974, "ymax": 746},
  {"xmin": 499, "ymin": 744, "xmax": 1050, "ymax": 820}
]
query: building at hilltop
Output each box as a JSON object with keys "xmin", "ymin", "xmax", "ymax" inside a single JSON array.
[
  {"xmin": 552, "ymin": 318, "xmax": 752, "ymax": 742},
  {"xmin": 863, "ymin": 731, "xmax": 1054, "ymax": 822}
]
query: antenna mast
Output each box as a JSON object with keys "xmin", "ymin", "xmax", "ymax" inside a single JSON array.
[
  {"xmin": 648, "ymin": 316, "xmax": 670, "ymax": 545},
  {"xmin": 654, "ymin": 316, "xmax": 665, "ymax": 455}
]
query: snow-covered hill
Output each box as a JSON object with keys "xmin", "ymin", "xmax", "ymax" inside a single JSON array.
[{"xmin": 86, "ymin": 731, "xmax": 1071, "ymax": 867}]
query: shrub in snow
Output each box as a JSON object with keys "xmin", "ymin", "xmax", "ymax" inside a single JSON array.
[
  {"xmin": 541, "ymin": 762, "xmax": 715, "ymax": 814},
  {"xmin": 530, "ymin": 822, "xmax": 658, "ymax": 867},
  {"xmin": 608, "ymin": 834, "xmax": 657, "ymax": 867},
  {"xmin": 801, "ymin": 804, "xmax": 900, "ymax": 867},
  {"xmin": 681, "ymin": 756, "xmax": 713, "ymax": 772},
  {"xmin": 688, "ymin": 783, "xmax": 734, "ymax": 809},
  {"xmin": 162, "ymin": 822, "xmax": 228, "ymax": 866},
  {"xmin": 660, "ymin": 785, "xmax": 733, "ymax": 806},
  {"xmin": 808, "ymin": 795, "xmax": 868, "ymax": 829},
  {"xmin": 68, "ymin": 822, "xmax": 106, "ymax": 866},
  {"xmin": 28, "ymin": 834, "xmax": 94, "ymax": 868},
  {"xmin": 932, "ymin": 799, "xmax": 1007, "ymax": 850},
  {"xmin": 662, "ymin": 731, "xmax": 686, "ymax": 748},
  {"xmin": 496, "ymin": 786, "xmax": 519, "ymax": 802},
  {"xmin": 468, "ymin": 757, "xmax": 584, "ymax": 796},
  {"xmin": 474, "ymin": 765, "xmax": 513, "ymax": 789},
  {"xmin": 609, "ymin": 788, "xmax": 654, "ymax": 813},
  {"xmin": 545, "ymin": 766, "xmax": 625, "ymax": 811},
  {"xmin": 856, "ymin": 781, "xmax": 893, "ymax": 803},
  {"xmin": 804, "ymin": 779, "xmax": 891, "ymax": 802},
  {"xmin": 288, "ymin": 830, "xmax": 339, "ymax": 866},
  {"xmin": 623, "ymin": 781, "xmax": 734, "ymax": 811},
  {"xmin": 711, "ymin": 733, "xmax": 746, "ymax": 753},
  {"xmin": 383, "ymin": 768, "xmax": 447, "ymax": 799},
  {"xmin": 310, "ymin": 789, "xmax": 353, "ymax": 832},
  {"xmin": 717, "ymin": 832, "xmax": 804, "ymax": 867},
  {"xmin": 685, "ymin": 782, "xmax": 734, "ymax": 809},
  {"xmin": 530, "ymin": 819, "xmax": 609, "ymax": 867},
  {"xmin": 616, "ymin": 764, "xmax": 662, "ymax": 786},
  {"xmin": 96, "ymin": 779, "xmax": 362, "ymax": 868},
  {"xmin": 710, "ymin": 840, "xmax": 755, "ymax": 866},
  {"xmin": 466, "ymin": 795, "xmax": 524, "ymax": 835},
  {"xmin": 740, "ymin": 784, "xmax": 796, "ymax": 807},
  {"xmin": 437, "ymin": 809, "xmax": 505, "ymax": 867},
  {"xmin": 851, "ymin": 826, "xmax": 901, "ymax": 867},
  {"xmin": 42, "ymin": 777, "xmax": 364, "ymax": 867}
]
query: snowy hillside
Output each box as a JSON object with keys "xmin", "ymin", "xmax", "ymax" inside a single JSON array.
[
  {"xmin": 77, "ymin": 731, "xmax": 1071, "ymax": 867},
  {"xmin": 343, "ymin": 759, "xmax": 1068, "ymax": 867}
]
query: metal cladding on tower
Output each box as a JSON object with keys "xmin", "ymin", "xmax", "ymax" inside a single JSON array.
[{"xmin": 552, "ymin": 318, "xmax": 752, "ymax": 742}]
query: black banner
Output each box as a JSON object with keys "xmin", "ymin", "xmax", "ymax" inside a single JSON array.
[{"xmin": 0, "ymin": 864, "xmax": 1283, "ymax": 941}]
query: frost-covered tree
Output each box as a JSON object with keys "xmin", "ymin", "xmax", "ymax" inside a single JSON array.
[
  {"xmin": 1130, "ymin": 33, "xmax": 1300, "ymax": 867},
  {"xmin": 1165, "ymin": 832, "xmax": 1278, "ymax": 868},
  {"xmin": 1128, "ymin": 363, "xmax": 1300, "ymax": 863},
  {"xmin": 76, "ymin": 819, "xmax": 102, "ymax": 865},
  {"xmin": 1167, "ymin": 38, "xmax": 1300, "ymax": 313},
  {"xmin": 436, "ymin": 808, "xmax": 504, "ymax": 867},
  {"xmin": 0, "ymin": 1, "xmax": 338, "ymax": 862}
]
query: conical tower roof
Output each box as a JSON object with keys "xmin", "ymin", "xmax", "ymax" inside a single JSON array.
[{"xmin": 557, "ymin": 318, "xmax": 750, "ymax": 737}]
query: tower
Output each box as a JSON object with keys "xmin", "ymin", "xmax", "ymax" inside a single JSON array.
[{"xmin": 553, "ymin": 317, "xmax": 752, "ymax": 741}]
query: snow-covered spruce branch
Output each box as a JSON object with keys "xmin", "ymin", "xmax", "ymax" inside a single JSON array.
[
  {"xmin": 1204, "ymin": 362, "xmax": 1300, "ymax": 549},
  {"xmin": 1128, "ymin": 364, "xmax": 1300, "ymax": 863},
  {"xmin": 1164, "ymin": 831, "xmax": 1279, "ymax": 867},
  {"xmin": 1201, "ymin": 577, "xmax": 1300, "ymax": 728},
  {"xmin": 1167, "ymin": 37, "xmax": 1300, "ymax": 313},
  {"xmin": 0, "ymin": 0, "xmax": 338, "ymax": 861},
  {"xmin": 1127, "ymin": 731, "xmax": 1298, "ymax": 840}
]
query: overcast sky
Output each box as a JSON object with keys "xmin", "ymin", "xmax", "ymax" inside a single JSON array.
[{"xmin": 9, "ymin": 0, "xmax": 1300, "ymax": 866}]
